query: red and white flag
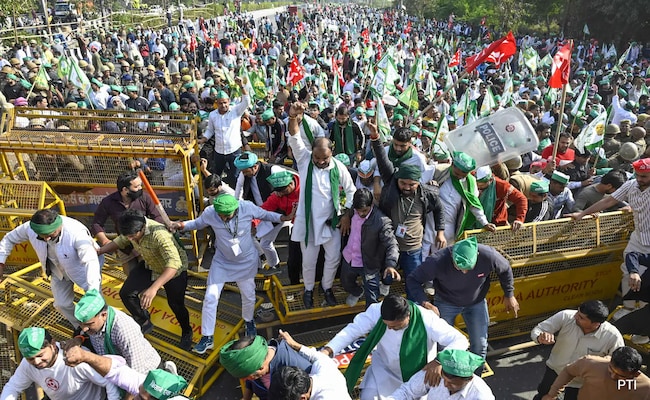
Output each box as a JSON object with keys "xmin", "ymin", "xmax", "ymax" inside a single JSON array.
[
  {"xmin": 549, "ymin": 41, "xmax": 573, "ymax": 89},
  {"xmin": 287, "ymin": 55, "xmax": 305, "ymax": 86},
  {"xmin": 449, "ymin": 48, "xmax": 461, "ymax": 67},
  {"xmin": 464, "ymin": 31, "xmax": 516, "ymax": 72}
]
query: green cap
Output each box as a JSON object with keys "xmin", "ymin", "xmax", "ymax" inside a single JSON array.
[
  {"xmin": 409, "ymin": 124, "xmax": 420, "ymax": 133},
  {"xmin": 74, "ymin": 289, "xmax": 106, "ymax": 323},
  {"xmin": 551, "ymin": 171, "xmax": 569, "ymax": 185},
  {"xmin": 355, "ymin": 106, "xmax": 365, "ymax": 115},
  {"xmin": 110, "ymin": 85, "xmax": 123, "ymax": 93},
  {"xmin": 452, "ymin": 237, "xmax": 478, "ymax": 270},
  {"xmin": 143, "ymin": 370, "xmax": 188, "ymax": 400},
  {"xmin": 421, "ymin": 129, "xmax": 434, "ymax": 139},
  {"xmin": 183, "ymin": 81, "xmax": 195, "ymax": 89},
  {"xmin": 437, "ymin": 349, "xmax": 485, "ymax": 378},
  {"xmin": 169, "ymin": 102, "xmax": 180, "ymax": 111},
  {"xmin": 126, "ymin": 85, "xmax": 138, "ymax": 92},
  {"xmin": 220, "ymin": 335, "xmax": 269, "ymax": 378},
  {"xmin": 365, "ymin": 109, "xmax": 376, "ymax": 117},
  {"xmin": 19, "ymin": 79, "xmax": 32, "ymax": 90},
  {"xmin": 452, "ymin": 151, "xmax": 476, "ymax": 173},
  {"xmin": 395, "ymin": 164, "xmax": 421, "ymax": 181},
  {"xmin": 618, "ymin": 88, "xmax": 628, "ymax": 97},
  {"xmin": 216, "ymin": 90, "xmax": 229, "ymax": 99},
  {"xmin": 335, "ymin": 153, "xmax": 351, "ymax": 166},
  {"xmin": 6, "ymin": 73, "xmax": 18, "ymax": 80},
  {"xmin": 266, "ymin": 171, "xmax": 294, "ymax": 188},
  {"xmin": 261, "ymin": 109, "xmax": 275, "ymax": 121},
  {"xmin": 393, "ymin": 114, "xmax": 404, "ymax": 121},
  {"xmin": 433, "ymin": 142, "xmax": 450, "ymax": 160},
  {"xmin": 18, "ymin": 327, "xmax": 46, "ymax": 358},
  {"xmin": 91, "ymin": 78, "xmax": 102, "ymax": 86},
  {"xmin": 213, "ymin": 194, "xmax": 239, "ymax": 215},
  {"xmin": 530, "ymin": 180, "xmax": 549, "ymax": 194}
]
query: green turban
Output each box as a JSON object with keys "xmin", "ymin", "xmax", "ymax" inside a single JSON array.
[
  {"xmin": 143, "ymin": 369, "xmax": 188, "ymax": 400},
  {"xmin": 266, "ymin": 171, "xmax": 294, "ymax": 188},
  {"xmin": 18, "ymin": 327, "xmax": 46, "ymax": 357},
  {"xmin": 74, "ymin": 289, "xmax": 106, "ymax": 323},
  {"xmin": 219, "ymin": 336, "xmax": 268, "ymax": 378},
  {"xmin": 452, "ymin": 237, "xmax": 478, "ymax": 270},
  {"xmin": 213, "ymin": 194, "xmax": 239, "ymax": 215},
  {"xmin": 30, "ymin": 214, "xmax": 62, "ymax": 235},
  {"xmin": 437, "ymin": 349, "xmax": 485, "ymax": 377},
  {"xmin": 335, "ymin": 153, "xmax": 351, "ymax": 166},
  {"xmin": 452, "ymin": 151, "xmax": 477, "ymax": 173},
  {"xmin": 395, "ymin": 164, "xmax": 421, "ymax": 181},
  {"xmin": 234, "ymin": 152, "xmax": 258, "ymax": 170}
]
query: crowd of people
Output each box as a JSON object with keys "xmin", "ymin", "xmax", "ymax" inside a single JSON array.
[{"xmin": 1, "ymin": 2, "xmax": 650, "ymax": 399}]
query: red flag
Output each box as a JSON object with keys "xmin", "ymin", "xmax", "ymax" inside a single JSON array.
[
  {"xmin": 549, "ymin": 41, "xmax": 573, "ymax": 89},
  {"xmin": 331, "ymin": 56, "xmax": 344, "ymax": 87},
  {"xmin": 189, "ymin": 34, "xmax": 197, "ymax": 52},
  {"xmin": 480, "ymin": 16, "xmax": 486, "ymax": 26},
  {"xmin": 287, "ymin": 55, "xmax": 305, "ymax": 86},
  {"xmin": 449, "ymin": 48, "xmax": 461, "ymax": 67},
  {"xmin": 361, "ymin": 29, "xmax": 370, "ymax": 45},
  {"xmin": 297, "ymin": 22, "xmax": 304, "ymax": 34},
  {"xmin": 464, "ymin": 31, "xmax": 516, "ymax": 72},
  {"xmin": 404, "ymin": 21, "xmax": 412, "ymax": 34},
  {"xmin": 341, "ymin": 33, "xmax": 349, "ymax": 54}
]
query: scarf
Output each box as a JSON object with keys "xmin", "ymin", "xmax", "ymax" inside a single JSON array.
[
  {"xmin": 302, "ymin": 118, "xmax": 314, "ymax": 144},
  {"xmin": 103, "ymin": 306, "xmax": 117, "ymax": 355},
  {"xmin": 451, "ymin": 173, "xmax": 484, "ymax": 239},
  {"xmin": 343, "ymin": 301, "xmax": 428, "ymax": 393},
  {"xmin": 304, "ymin": 160, "xmax": 340, "ymax": 243},
  {"xmin": 333, "ymin": 119, "xmax": 355, "ymax": 155},
  {"xmin": 475, "ymin": 180, "xmax": 496, "ymax": 229},
  {"xmin": 388, "ymin": 146, "xmax": 413, "ymax": 168}
]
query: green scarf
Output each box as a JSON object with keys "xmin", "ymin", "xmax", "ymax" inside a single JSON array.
[
  {"xmin": 333, "ymin": 119, "xmax": 355, "ymax": 155},
  {"xmin": 451, "ymin": 173, "xmax": 484, "ymax": 239},
  {"xmin": 475, "ymin": 180, "xmax": 496, "ymax": 229},
  {"xmin": 304, "ymin": 160, "xmax": 340, "ymax": 243},
  {"xmin": 343, "ymin": 301, "xmax": 428, "ymax": 393},
  {"xmin": 103, "ymin": 306, "xmax": 117, "ymax": 355},
  {"xmin": 302, "ymin": 118, "xmax": 314, "ymax": 144},
  {"xmin": 388, "ymin": 146, "xmax": 413, "ymax": 168}
]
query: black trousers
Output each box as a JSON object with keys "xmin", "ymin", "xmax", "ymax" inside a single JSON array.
[
  {"xmin": 119, "ymin": 262, "xmax": 192, "ymax": 334},
  {"xmin": 287, "ymin": 240, "xmax": 303, "ymax": 285},
  {"xmin": 613, "ymin": 306, "xmax": 650, "ymax": 336},
  {"xmin": 533, "ymin": 366, "xmax": 579, "ymax": 400}
]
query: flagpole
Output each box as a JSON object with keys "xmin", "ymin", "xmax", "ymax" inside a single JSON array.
[{"xmin": 552, "ymin": 83, "xmax": 569, "ymax": 161}]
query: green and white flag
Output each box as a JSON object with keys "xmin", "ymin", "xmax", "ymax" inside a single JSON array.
[
  {"xmin": 455, "ymin": 88, "xmax": 471, "ymax": 121},
  {"xmin": 570, "ymin": 76, "xmax": 591, "ymax": 118},
  {"xmin": 539, "ymin": 53, "xmax": 553, "ymax": 68},
  {"xmin": 425, "ymin": 71, "xmax": 437, "ymax": 102},
  {"xmin": 523, "ymin": 47, "xmax": 539, "ymax": 74},
  {"xmin": 574, "ymin": 110, "xmax": 607, "ymax": 153},
  {"xmin": 68, "ymin": 59, "xmax": 91, "ymax": 96},
  {"xmin": 298, "ymin": 35, "xmax": 309, "ymax": 54},
  {"xmin": 434, "ymin": 112, "xmax": 450, "ymax": 145},
  {"xmin": 375, "ymin": 97, "xmax": 391, "ymax": 142},
  {"xmin": 501, "ymin": 73, "xmax": 514, "ymax": 107},
  {"xmin": 352, "ymin": 43, "xmax": 362, "ymax": 59},
  {"xmin": 363, "ymin": 45, "xmax": 374, "ymax": 60},
  {"xmin": 397, "ymin": 82, "xmax": 419, "ymax": 112},
  {"xmin": 370, "ymin": 69, "xmax": 387, "ymax": 96},
  {"xmin": 34, "ymin": 64, "xmax": 49, "ymax": 90},
  {"xmin": 583, "ymin": 24, "xmax": 590, "ymax": 35},
  {"xmin": 480, "ymin": 86, "xmax": 498, "ymax": 117},
  {"xmin": 616, "ymin": 44, "xmax": 632, "ymax": 68}
]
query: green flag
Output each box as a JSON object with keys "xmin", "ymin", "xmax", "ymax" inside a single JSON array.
[
  {"xmin": 480, "ymin": 86, "xmax": 497, "ymax": 117},
  {"xmin": 539, "ymin": 53, "xmax": 553, "ymax": 68},
  {"xmin": 352, "ymin": 43, "xmax": 362, "ymax": 59},
  {"xmin": 523, "ymin": 47, "xmax": 538, "ymax": 73},
  {"xmin": 375, "ymin": 97, "xmax": 391, "ymax": 142},
  {"xmin": 58, "ymin": 55, "xmax": 71, "ymax": 80},
  {"xmin": 574, "ymin": 110, "xmax": 607, "ymax": 153},
  {"xmin": 298, "ymin": 35, "xmax": 309, "ymax": 54},
  {"xmin": 34, "ymin": 64, "xmax": 49, "ymax": 90},
  {"xmin": 397, "ymin": 82, "xmax": 419, "ymax": 112},
  {"xmin": 249, "ymin": 69, "xmax": 267, "ymax": 100},
  {"xmin": 570, "ymin": 76, "xmax": 591, "ymax": 118},
  {"xmin": 425, "ymin": 71, "xmax": 437, "ymax": 102},
  {"xmin": 501, "ymin": 74, "xmax": 513, "ymax": 107}
]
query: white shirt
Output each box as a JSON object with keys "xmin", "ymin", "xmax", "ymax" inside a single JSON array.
[
  {"xmin": 203, "ymin": 95, "xmax": 249, "ymax": 154},
  {"xmin": 611, "ymin": 175, "xmax": 650, "ymax": 245},
  {"xmin": 388, "ymin": 370, "xmax": 495, "ymax": 400},
  {"xmin": 298, "ymin": 346, "xmax": 352, "ymax": 400},
  {"xmin": 611, "ymin": 95, "xmax": 638, "ymax": 126}
]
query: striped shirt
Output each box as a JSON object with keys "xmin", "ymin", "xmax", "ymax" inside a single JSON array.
[{"xmin": 611, "ymin": 179, "xmax": 650, "ymax": 245}]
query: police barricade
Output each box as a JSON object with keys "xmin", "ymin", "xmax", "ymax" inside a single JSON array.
[{"xmin": 0, "ymin": 106, "xmax": 204, "ymax": 265}]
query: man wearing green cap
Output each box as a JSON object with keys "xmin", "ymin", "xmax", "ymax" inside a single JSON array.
[
  {"xmin": 286, "ymin": 102, "xmax": 356, "ymax": 309},
  {"xmin": 548, "ymin": 170, "xmax": 576, "ymax": 218},
  {"xmin": 0, "ymin": 327, "xmax": 121, "ymax": 400},
  {"xmin": 407, "ymin": 237, "xmax": 519, "ymax": 364},
  {"xmin": 74, "ymin": 289, "xmax": 162, "ymax": 375},
  {"xmin": 170, "ymin": 194, "xmax": 294, "ymax": 353},
  {"xmin": 198, "ymin": 76, "xmax": 248, "ymax": 187},
  {"xmin": 525, "ymin": 179, "xmax": 553, "ymax": 223},
  {"xmin": 474, "ymin": 166, "xmax": 528, "ymax": 231},
  {"xmin": 260, "ymin": 108, "xmax": 288, "ymax": 164},
  {"xmin": 0, "ymin": 209, "xmax": 102, "ymax": 328},
  {"xmin": 389, "ymin": 348, "xmax": 495, "ymax": 399},
  {"xmin": 125, "ymin": 84, "xmax": 149, "ymax": 112},
  {"xmin": 97, "ymin": 209, "xmax": 193, "ymax": 350},
  {"xmin": 89, "ymin": 77, "xmax": 110, "ymax": 110}
]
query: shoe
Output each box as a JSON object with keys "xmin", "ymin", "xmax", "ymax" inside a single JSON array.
[
  {"xmin": 424, "ymin": 281, "xmax": 436, "ymax": 296},
  {"xmin": 379, "ymin": 283, "xmax": 390, "ymax": 296},
  {"xmin": 346, "ymin": 289, "xmax": 364, "ymax": 307},
  {"xmin": 632, "ymin": 335, "xmax": 650, "ymax": 345},
  {"xmin": 612, "ymin": 307, "xmax": 635, "ymax": 321},
  {"xmin": 262, "ymin": 264, "xmax": 282, "ymax": 276},
  {"xmin": 163, "ymin": 360, "xmax": 178, "ymax": 375},
  {"xmin": 141, "ymin": 320, "xmax": 154, "ymax": 335},
  {"xmin": 193, "ymin": 335, "xmax": 214, "ymax": 354},
  {"xmin": 179, "ymin": 331, "xmax": 193, "ymax": 351},
  {"xmin": 244, "ymin": 320, "xmax": 257, "ymax": 337},
  {"xmin": 303, "ymin": 290, "xmax": 314, "ymax": 309},
  {"xmin": 323, "ymin": 288, "xmax": 337, "ymax": 307}
]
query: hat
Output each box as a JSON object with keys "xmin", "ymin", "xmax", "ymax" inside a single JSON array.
[
  {"xmin": 14, "ymin": 97, "xmax": 28, "ymax": 106},
  {"xmin": 421, "ymin": 129, "xmax": 434, "ymax": 139},
  {"xmin": 220, "ymin": 335, "xmax": 269, "ymax": 378},
  {"xmin": 475, "ymin": 166, "xmax": 493, "ymax": 182},
  {"xmin": 395, "ymin": 164, "xmax": 422, "ymax": 181},
  {"xmin": 266, "ymin": 171, "xmax": 294, "ymax": 188},
  {"xmin": 452, "ymin": 151, "xmax": 476, "ymax": 173},
  {"xmin": 110, "ymin": 85, "xmax": 123, "ymax": 93},
  {"xmin": 357, "ymin": 160, "xmax": 375, "ymax": 178},
  {"xmin": 181, "ymin": 67, "xmax": 190, "ymax": 74},
  {"xmin": 365, "ymin": 109, "xmax": 376, "ymax": 117},
  {"xmin": 169, "ymin": 102, "xmax": 180, "ymax": 111},
  {"xmin": 551, "ymin": 171, "xmax": 569, "ymax": 184},
  {"xmin": 504, "ymin": 156, "xmax": 523, "ymax": 170},
  {"xmin": 74, "ymin": 289, "xmax": 106, "ymax": 323},
  {"xmin": 122, "ymin": 73, "xmax": 133, "ymax": 81},
  {"xmin": 618, "ymin": 88, "xmax": 628, "ymax": 97},
  {"xmin": 78, "ymin": 60, "xmax": 89, "ymax": 68},
  {"xmin": 18, "ymin": 327, "xmax": 46, "ymax": 357},
  {"xmin": 234, "ymin": 152, "xmax": 258, "ymax": 170},
  {"xmin": 10, "ymin": 58, "xmax": 20, "ymax": 65},
  {"xmin": 6, "ymin": 73, "xmax": 18, "ymax": 81},
  {"xmin": 530, "ymin": 160, "xmax": 548, "ymax": 170},
  {"xmin": 605, "ymin": 124, "xmax": 620, "ymax": 136},
  {"xmin": 216, "ymin": 90, "xmax": 229, "ymax": 99},
  {"xmin": 91, "ymin": 78, "xmax": 102, "ymax": 87},
  {"xmin": 452, "ymin": 237, "xmax": 478, "ymax": 270},
  {"xmin": 409, "ymin": 125, "xmax": 420, "ymax": 133},
  {"xmin": 147, "ymin": 65, "xmax": 156, "ymax": 71},
  {"xmin": 393, "ymin": 114, "xmax": 404, "ymax": 121},
  {"xmin": 261, "ymin": 109, "xmax": 275, "ymax": 121},
  {"xmin": 433, "ymin": 142, "xmax": 450, "ymax": 160},
  {"xmin": 437, "ymin": 349, "xmax": 485, "ymax": 378},
  {"xmin": 383, "ymin": 94, "xmax": 398, "ymax": 107},
  {"xmin": 126, "ymin": 85, "xmax": 138, "ymax": 92},
  {"xmin": 530, "ymin": 180, "xmax": 550, "ymax": 194},
  {"xmin": 633, "ymin": 158, "xmax": 650, "ymax": 173},
  {"xmin": 1, "ymin": 65, "xmax": 13, "ymax": 74},
  {"xmin": 101, "ymin": 65, "xmax": 110, "ymax": 72},
  {"xmin": 355, "ymin": 106, "xmax": 365, "ymax": 115},
  {"xmin": 620, "ymin": 142, "xmax": 639, "ymax": 161},
  {"xmin": 638, "ymin": 114, "xmax": 650, "ymax": 125},
  {"xmin": 143, "ymin": 370, "xmax": 188, "ymax": 400},
  {"xmin": 181, "ymin": 75, "xmax": 192, "ymax": 82},
  {"xmin": 334, "ymin": 153, "xmax": 350, "ymax": 166},
  {"xmin": 213, "ymin": 194, "xmax": 239, "ymax": 215},
  {"xmin": 183, "ymin": 81, "xmax": 195, "ymax": 89}
]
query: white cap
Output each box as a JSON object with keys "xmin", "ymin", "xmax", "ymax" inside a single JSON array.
[{"xmin": 475, "ymin": 166, "xmax": 493, "ymax": 181}]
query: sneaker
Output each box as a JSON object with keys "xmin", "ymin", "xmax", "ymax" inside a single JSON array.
[
  {"xmin": 179, "ymin": 331, "xmax": 193, "ymax": 351},
  {"xmin": 346, "ymin": 289, "xmax": 364, "ymax": 307},
  {"xmin": 163, "ymin": 360, "xmax": 178, "ymax": 375},
  {"xmin": 632, "ymin": 335, "xmax": 650, "ymax": 345},
  {"xmin": 193, "ymin": 335, "xmax": 214, "ymax": 354},
  {"xmin": 262, "ymin": 264, "xmax": 282, "ymax": 276},
  {"xmin": 141, "ymin": 320, "xmax": 154, "ymax": 335},
  {"xmin": 379, "ymin": 283, "xmax": 390, "ymax": 296},
  {"xmin": 303, "ymin": 290, "xmax": 314, "ymax": 309},
  {"xmin": 244, "ymin": 320, "xmax": 257, "ymax": 337},
  {"xmin": 424, "ymin": 281, "xmax": 436, "ymax": 296},
  {"xmin": 612, "ymin": 307, "xmax": 635, "ymax": 321},
  {"xmin": 323, "ymin": 288, "xmax": 337, "ymax": 307}
]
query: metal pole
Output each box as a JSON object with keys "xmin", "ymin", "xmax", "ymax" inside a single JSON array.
[{"xmin": 40, "ymin": 0, "xmax": 54, "ymax": 44}]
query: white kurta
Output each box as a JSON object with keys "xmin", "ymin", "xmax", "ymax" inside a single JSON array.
[
  {"xmin": 288, "ymin": 134, "xmax": 355, "ymax": 246},
  {"xmin": 298, "ymin": 346, "xmax": 352, "ymax": 400},
  {"xmin": 325, "ymin": 303, "xmax": 469, "ymax": 400},
  {"xmin": 183, "ymin": 200, "xmax": 282, "ymax": 283},
  {"xmin": 0, "ymin": 344, "xmax": 120, "ymax": 400},
  {"xmin": 388, "ymin": 370, "xmax": 495, "ymax": 400}
]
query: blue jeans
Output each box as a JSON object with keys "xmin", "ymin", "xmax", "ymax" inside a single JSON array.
[
  {"xmin": 340, "ymin": 258, "xmax": 380, "ymax": 307},
  {"xmin": 398, "ymin": 248, "xmax": 422, "ymax": 301},
  {"xmin": 435, "ymin": 298, "xmax": 489, "ymax": 360}
]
